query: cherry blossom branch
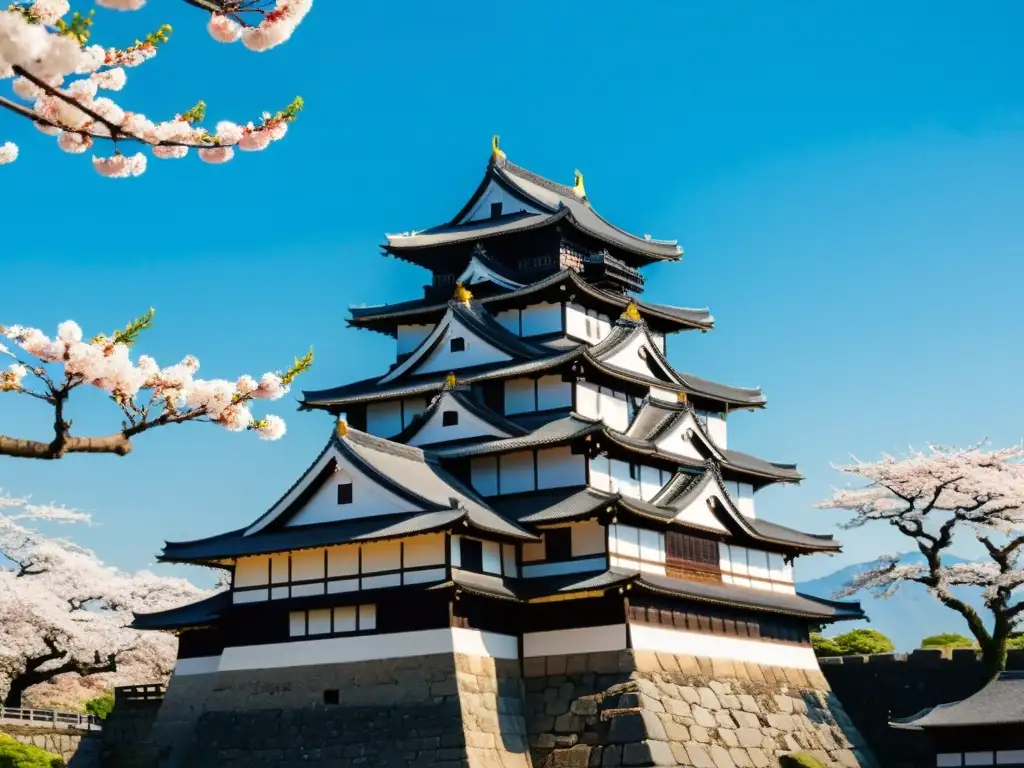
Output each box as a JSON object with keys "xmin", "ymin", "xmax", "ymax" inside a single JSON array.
[
  {"xmin": 1, "ymin": 1, "xmax": 311, "ymax": 173},
  {"xmin": 1, "ymin": 311, "xmax": 314, "ymax": 460}
]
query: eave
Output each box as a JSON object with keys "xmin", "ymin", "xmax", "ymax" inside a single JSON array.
[
  {"xmin": 347, "ymin": 269, "xmax": 714, "ymax": 337},
  {"xmin": 300, "ymin": 341, "xmax": 763, "ymax": 414}
]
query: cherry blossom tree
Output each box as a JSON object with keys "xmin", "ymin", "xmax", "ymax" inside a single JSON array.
[
  {"xmin": 818, "ymin": 443, "xmax": 1024, "ymax": 679},
  {"xmin": 0, "ymin": 309, "xmax": 313, "ymax": 459},
  {"xmin": 0, "ymin": 491, "xmax": 216, "ymax": 708},
  {"xmin": 0, "ymin": 0, "xmax": 310, "ymax": 175}
]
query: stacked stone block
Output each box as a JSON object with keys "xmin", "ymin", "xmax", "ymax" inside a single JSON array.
[
  {"xmin": 523, "ymin": 650, "xmax": 876, "ymax": 768},
  {"xmin": 137, "ymin": 652, "xmax": 534, "ymax": 768}
]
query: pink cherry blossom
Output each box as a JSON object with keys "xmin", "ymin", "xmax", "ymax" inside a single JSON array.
[
  {"xmin": 819, "ymin": 442, "xmax": 1024, "ymax": 672},
  {"xmin": 0, "ymin": 313, "xmax": 311, "ymax": 458},
  {"xmin": 207, "ymin": 14, "xmax": 242, "ymax": 44},
  {"xmin": 90, "ymin": 67, "xmax": 127, "ymax": 91},
  {"xmin": 255, "ymin": 414, "xmax": 287, "ymax": 440},
  {"xmin": 92, "ymin": 152, "xmax": 147, "ymax": 178},
  {"xmin": 57, "ymin": 131, "xmax": 91, "ymax": 153},
  {"xmin": 198, "ymin": 145, "xmax": 233, "ymax": 164},
  {"xmin": 0, "ymin": 491, "xmax": 217, "ymax": 707},
  {"xmin": 2, "ymin": 2, "xmax": 308, "ymax": 176},
  {"xmin": 94, "ymin": 0, "xmax": 146, "ymax": 10},
  {"xmin": 0, "ymin": 141, "xmax": 16, "ymax": 164},
  {"xmin": 241, "ymin": 0, "xmax": 312, "ymax": 52}
]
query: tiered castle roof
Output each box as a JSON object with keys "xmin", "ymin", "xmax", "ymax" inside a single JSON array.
[{"xmin": 134, "ymin": 139, "xmax": 862, "ymax": 644}]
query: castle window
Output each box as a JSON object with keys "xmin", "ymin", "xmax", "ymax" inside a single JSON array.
[
  {"xmin": 490, "ymin": 202, "xmax": 502, "ymax": 218},
  {"xmin": 337, "ymin": 483, "xmax": 353, "ymax": 505},
  {"xmin": 459, "ymin": 537, "xmax": 483, "ymax": 573},
  {"xmin": 665, "ymin": 532, "xmax": 720, "ymax": 583},
  {"xmin": 442, "ymin": 410, "xmax": 459, "ymax": 427},
  {"xmin": 289, "ymin": 604, "xmax": 377, "ymax": 639},
  {"xmin": 323, "ymin": 689, "xmax": 340, "ymax": 705},
  {"xmin": 544, "ymin": 528, "xmax": 572, "ymax": 561},
  {"xmin": 450, "ymin": 337, "xmax": 466, "ymax": 353}
]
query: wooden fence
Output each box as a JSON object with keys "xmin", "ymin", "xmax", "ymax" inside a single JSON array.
[{"xmin": 0, "ymin": 705, "xmax": 101, "ymax": 731}]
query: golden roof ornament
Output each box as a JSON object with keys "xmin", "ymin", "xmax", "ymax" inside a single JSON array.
[
  {"xmin": 336, "ymin": 418, "xmax": 348, "ymax": 438},
  {"xmin": 677, "ymin": 391, "xmax": 688, "ymax": 403},
  {"xmin": 621, "ymin": 300, "xmax": 642, "ymax": 323},
  {"xmin": 491, "ymin": 134, "xmax": 506, "ymax": 163},
  {"xmin": 573, "ymin": 169, "xmax": 586, "ymax": 199},
  {"xmin": 453, "ymin": 281, "xmax": 473, "ymax": 305},
  {"xmin": 445, "ymin": 372, "xmax": 457, "ymax": 389}
]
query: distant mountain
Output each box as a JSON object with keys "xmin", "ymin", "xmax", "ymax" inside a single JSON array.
[{"xmin": 797, "ymin": 552, "xmax": 984, "ymax": 651}]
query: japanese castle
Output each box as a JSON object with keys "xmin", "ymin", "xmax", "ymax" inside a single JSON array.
[{"xmin": 134, "ymin": 138, "xmax": 866, "ymax": 768}]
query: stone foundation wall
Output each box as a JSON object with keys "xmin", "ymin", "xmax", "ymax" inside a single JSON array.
[
  {"xmin": 0, "ymin": 724, "xmax": 87, "ymax": 764},
  {"xmin": 148, "ymin": 652, "xmax": 532, "ymax": 768},
  {"xmin": 523, "ymin": 650, "xmax": 878, "ymax": 768}
]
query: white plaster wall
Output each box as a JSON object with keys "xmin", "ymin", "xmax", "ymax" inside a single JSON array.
[
  {"xmin": 609, "ymin": 523, "xmax": 666, "ymax": 575},
  {"xmin": 218, "ymin": 628, "xmax": 519, "ymax": 671},
  {"xmin": 291, "ymin": 549, "xmax": 324, "ymax": 581},
  {"xmin": 521, "ymin": 303, "xmax": 562, "ymax": 337},
  {"xmin": 367, "ymin": 401, "xmax": 403, "ymax": 437},
  {"xmin": 537, "ymin": 447, "xmax": 586, "ymax": 489},
  {"xmin": 504, "ymin": 378, "xmax": 536, "ymax": 414},
  {"xmin": 724, "ymin": 479, "xmax": 756, "ymax": 518},
  {"xmin": 565, "ymin": 304, "xmax": 612, "ymax": 344},
  {"xmin": 408, "ymin": 398, "xmax": 514, "ymax": 447},
  {"xmin": 536, "ymin": 375, "xmax": 572, "ymax": 411},
  {"xmin": 650, "ymin": 333, "xmax": 665, "ymax": 354},
  {"xmin": 471, "ymin": 456, "xmax": 499, "ymax": 496},
  {"xmin": 610, "ymin": 458, "xmax": 639, "ymax": 498},
  {"xmin": 234, "ymin": 556, "xmax": 268, "ymax": 587},
  {"xmin": 502, "ymin": 544, "xmax": 518, "ymax": 577},
  {"xmin": 403, "ymin": 533, "xmax": 446, "ymax": 568},
  {"xmin": 655, "ymin": 413, "xmax": 708, "ymax": 462},
  {"xmin": 523, "ymin": 624, "xmax": 627, "ymax": 657},
  {"xmin": 649, "ymin": 387, "xmax": 677, "ymax": 404},
  {"xmin": 572, "ymin": 519, "xmax": 607, "ymax": 557},
  {"xmin": 458, "ymin": 180, "xmax": 542, "ymax": 223},
  {"xmin": 397, "ymin": 325, "xmax": 433, "ymax": 357},
  {"xmin": 499, "ymin": 451, "xmax": 535, "ymax": 494},
  {"xmin": 577, "ymin": 383, "xmax": 629, "ymax": 430},
  {"xmin": 495, "ymin": 309, "xmax": 520, "ymax": 335},
  {"xmin": 672, "ymin": 480, "xmax": 728, "ymax": 532},
  {"xmin": 412, "ymin": 316, "xmax": 512, "ymax": 377},
  {"xmin": 639, "ymin": 465, "xmax": 663, "ymax": 502},
  {"xmin": 284, "ymin": 463, "xmax": 412, "ymax": 527},
  {"xmin": 172, "ymin": 656, "xmax": 220, "ymax": 677},
  {"xmin": 628, "ymin": 623, "xmax": 820, "ymax": 670},
  {"xmin": 706, "ymin": 413, "xmax": 728, "ymax": 448},
  {"xmin": 601, "ymin": 332, "xmax": 657, "ymax": 378}
]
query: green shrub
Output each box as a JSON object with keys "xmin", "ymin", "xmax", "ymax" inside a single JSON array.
[
  {"xmin": 83, "ymin": 692, "xmax": 114, "ymax": 720},
  {"xmin": 920, "ymin": 633, "xmax": 976, "ymax": 650},
  {"xmin": 779, "ymin": 752, "xmax": 825, "ymax": 768},
  {"xmin": 0, "ymin": 734, "xmax": 65, "ymax": 768},
  {"xmin": 811, "ymin": 628, "xmax": 894, "ymax": 656}
]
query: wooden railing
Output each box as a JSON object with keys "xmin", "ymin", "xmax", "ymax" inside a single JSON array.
[{"xmin": 0, "ymin": 705, "xmax": 101, "ymax": 731}]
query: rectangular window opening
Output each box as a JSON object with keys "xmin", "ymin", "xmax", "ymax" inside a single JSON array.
[
  {"xmin": 450, "ymin": 337, "xmax": 466, "ymax": 353},
  {"xmin": 337, "ymin": 483, "xmax": 353, "ymax": 505},
  {"xmin": 442, "ymin": 410, "xmax": 459, "ymax": 427},
  {"xmin": 544, "ymin": 528, "xmax": 573, "ymax": 561},
  {"xmin": 490, "ymin": 202, "xmax": 503, "ymax": 218},
  {"xmin": 459, "ymin": 537, "xmax": 484, "ymax": 573},
  {"xmin": 323, "ymin": 689, "xmax": 340, "ymax": 705}
]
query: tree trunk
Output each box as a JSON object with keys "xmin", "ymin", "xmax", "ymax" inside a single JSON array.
[
  {"xmin": 3, "ymin": 679, "xmax": 29, "ymax": 709},
  {"xmin": 979, "ymin": 634, "xmax": 1009, "ymax": 682}
]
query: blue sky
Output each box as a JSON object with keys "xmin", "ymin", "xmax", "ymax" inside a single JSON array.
[{"xmin": 1, "ymin": 0, "xmax": 1023, "ymax": 584}]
